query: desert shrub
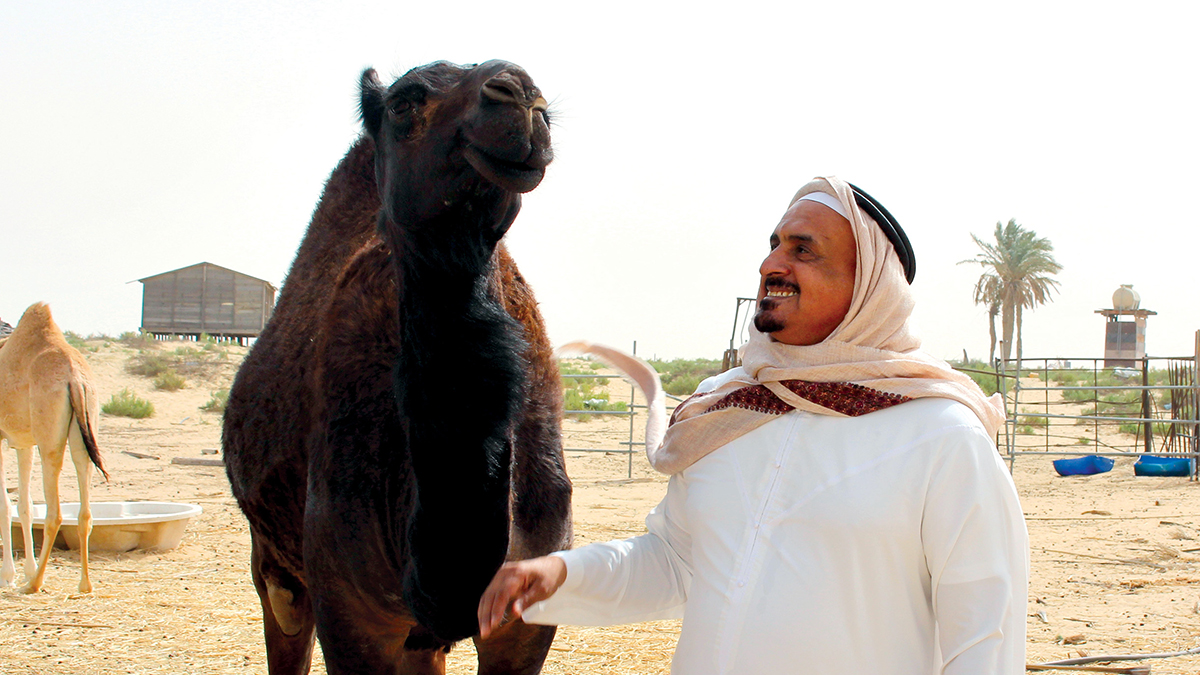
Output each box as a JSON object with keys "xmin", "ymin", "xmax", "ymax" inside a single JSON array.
[
  {"xmin": 1061, "ymin": 388, "xmax": 1096, "ymax": 403},
  {"xmin": 102, "ymin": 388, "xmax": 154, "ymax": 418},
  {"xmin": 201, "ymin": 389, "xmax": 230, "ymax": 413},
  {"xmin": 119, "ymin": 331, "xmax": 157, "ymax": 350},
  {"xmin": 63, "ymin": 331, "xmax": 88, "ymax": 349},
  {"xmin": 560, "ymin": 363, "xmax": 610, "ymax": 387},
  {"xmin": 647, "ymin": 357, "xmax": 722, "ymax": 397},
  {"xmin": 1055, "ymin": 370, "xmax": 1084, "ymax": 387},
  {"xmin": 1118, "ymin": 421, "xmax": 1171, "ymax": 436},
  {"xmin": 127, "ymin": 344, "xmax": 229, "ymax": 380},
  {"xmin": 154, "ymin": 369, "xmax": 187, "ymax": 391},
  {"xmin": 560, "ymin": 361, "xmax": 623, "ymax": 422},
  {"xmin": 1019, "ymin": 415, "xmax": 1047, "ymax": 428},
  {"xmin": 127, "ymin": 352, "xmax": 175, "ymax": 377},
  {"xmin": 1077, "ymin": 437, "xmax": 1091, "ymax": 445}
]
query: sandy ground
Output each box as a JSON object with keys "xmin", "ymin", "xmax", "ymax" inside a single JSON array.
[{"xmin": 0, "ymin": 340, "xmax": 1197, "ymax": 674}]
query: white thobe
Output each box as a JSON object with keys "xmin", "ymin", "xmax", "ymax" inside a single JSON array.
[{"xmin": 523, "ymin": 396, "xmax": 1028, "ymax": 674}]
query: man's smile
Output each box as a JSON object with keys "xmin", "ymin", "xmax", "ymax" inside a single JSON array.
[{"xmin": 763, "ymin": 278, "xmax": 800, "ymax": 301}]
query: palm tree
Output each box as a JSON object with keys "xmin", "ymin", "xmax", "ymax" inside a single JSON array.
[
  {"xmin": 971, "ymin": 277, "xmax": 1001, "ymax": 365},
  {"xmin": 963, "ymin": 219, "xmax": 1063, "ymax": 368}
]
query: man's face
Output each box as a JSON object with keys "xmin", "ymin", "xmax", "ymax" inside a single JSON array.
[{"xmin": 752, "ymin": 199, "xmax": 858, "ymax": 346}]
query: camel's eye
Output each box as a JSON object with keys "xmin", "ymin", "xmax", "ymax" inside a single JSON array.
[{"xmin": 388, "ymin": 99, "xmax": 413, "ymax": 117}]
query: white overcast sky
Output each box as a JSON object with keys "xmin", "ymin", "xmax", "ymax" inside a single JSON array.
[{"xmin": 3, "ymin": 1, "xmax": 1198, "ymax": 363}]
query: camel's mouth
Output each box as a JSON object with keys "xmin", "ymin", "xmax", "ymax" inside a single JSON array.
[{"xmin": 463, "ymin": 145, "xmax": 546, "ymax": 194}]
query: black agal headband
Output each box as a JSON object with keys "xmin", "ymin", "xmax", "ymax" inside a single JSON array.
[{"xmin": 848, "ymin": 183, "xmax": 916, "ymax": 284}]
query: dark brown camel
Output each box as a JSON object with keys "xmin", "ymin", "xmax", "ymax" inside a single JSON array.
[{"xmin": 222, "ymin": 60, "xmax": 572, "ymax": 675}]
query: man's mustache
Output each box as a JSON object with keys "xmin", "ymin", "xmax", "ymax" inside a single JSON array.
[{"xmin": 763, "ymin": 278, "xmax": 800, "ymax": 294}]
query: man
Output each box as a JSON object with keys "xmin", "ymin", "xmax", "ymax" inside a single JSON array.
[{"xmin": 478, "ymin": 176, "xmax": 1028, "ymax": 673}]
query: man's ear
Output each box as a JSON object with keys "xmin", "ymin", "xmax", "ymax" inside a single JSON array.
[{"xmin": 359, "ymin": 68, "xmax": 385, "ymax": 139}]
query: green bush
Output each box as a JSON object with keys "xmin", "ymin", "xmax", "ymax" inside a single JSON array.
[
  {"xmin": 1061, "ymin": 388, "xmax": 1096, "ymax": 403},
  {"xmin": 102, "ymin": 388, "xmax": 154, "ymax": 418},
  {"xmin": 646, "ymin": 358, "xmax": 722, "ymax": 397},
  {"xmin": 119, "ymin": 331, "xmax": 157, "ymax": 350},
  {"xmin": 127, "ymin": 344, "xmax": 228, "ymax": 379},
  {"xmin": 1018, "ymin": 415, "xmax": 1047, "ymax": 428},
  {"xmin": 154, "ymin": 369, "xmax": 187, "ymax": 391},
  {"xmin": 1117, "ymin": 421, "xmax": 1171, "ymax": 436},
  {"xmin": 560, "ymin": 364, "xmax": 610, "ymax": 387},
  {"xmin": 560, "ymin": 361, "xmax": 628, "ymax": 422},
  {"xmin": 201, "ymin": 389, "xmax": 229, "ymax": 413},
  {"xmin": 127, "ymin": 352, "xmax": 175, "ymax": 377},
  {"xmin": 62, "ymin": 331, "xmax": 88, "ymax": 350}
]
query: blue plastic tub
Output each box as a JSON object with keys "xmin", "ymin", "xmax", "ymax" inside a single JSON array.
[
  {"xmin": 1053, "ymin": 455, "xmax": 1115, "ymax": 476},
  {"xmin": 1133, "ymin": 455, "xmax": 1193, "ymax": 477}
]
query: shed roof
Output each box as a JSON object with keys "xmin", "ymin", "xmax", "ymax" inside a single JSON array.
[{"xmin": 136, "ymin": 262, "xmax": 277, "ymax": 291}]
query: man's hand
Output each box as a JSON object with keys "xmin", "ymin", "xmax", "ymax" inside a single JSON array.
[{"xmin": 477, "ymin": 555, "xmax": 568, "ymax": 638}]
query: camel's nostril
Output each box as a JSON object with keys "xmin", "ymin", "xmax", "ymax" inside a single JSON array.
[{"xmin": 482, "ymin": 73, "xmax": 524, "ymax": 105}]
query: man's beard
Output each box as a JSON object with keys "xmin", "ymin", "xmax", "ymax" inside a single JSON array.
[{"xmin": 753, "ymin": 299, "xmax": 786, "ymax": 334}]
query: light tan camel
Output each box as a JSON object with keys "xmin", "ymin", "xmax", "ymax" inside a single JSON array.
[{"xmin": 0, "ymin": 302, "xmax": 107, "ymax": 593}]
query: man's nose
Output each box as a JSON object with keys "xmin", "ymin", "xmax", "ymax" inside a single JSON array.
[{"xmin": 760, "ymin": 249, "xmax": 787, "ymax": 278}]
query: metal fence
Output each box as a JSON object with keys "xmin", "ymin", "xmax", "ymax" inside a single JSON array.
[
  {"xmin": 560, "ymin": 372, "xmax": 681, "ymax": 478},
  {"xmin": 990, "ymin": 352, "xmax": 1199, "ymax": 480}
]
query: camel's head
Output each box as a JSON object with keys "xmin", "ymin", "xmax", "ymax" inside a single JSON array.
[{"xmin": 360, "ymin": 60, "xmax": 553, "ymax": 229}]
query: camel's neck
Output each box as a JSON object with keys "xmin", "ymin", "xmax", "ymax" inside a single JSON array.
[
  {"xmin": 388, "ymin": 206, "xmax": 518, "ymax": 350},
  {"xmin": 383, "ymin": 201, "xmax": 527, "ymax": 465},
  {"xmin": 384, "ymin": 204, "xmax": 526, "ymax": 639}
]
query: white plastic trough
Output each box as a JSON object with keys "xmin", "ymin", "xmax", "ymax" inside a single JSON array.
[{"xmin": 9, "ymin": 501, "xmax": 203, "ymax": 553}]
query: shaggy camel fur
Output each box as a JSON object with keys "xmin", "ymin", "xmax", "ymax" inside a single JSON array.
[
  {"xmin": 0, "ymin": 302, "xmax": 107, "ymax": 593},
  {"xmin": 224, "ymin": 60, "xmax": 571, "ymax": 674}
]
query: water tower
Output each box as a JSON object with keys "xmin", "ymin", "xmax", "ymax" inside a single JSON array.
[{"xmin": 1095, "ymin": 284, "xmax": 1155, "ymax": 367}]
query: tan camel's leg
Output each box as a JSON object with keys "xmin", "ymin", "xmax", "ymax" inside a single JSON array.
[
  {"xmin": 22, "ymin": 442, "xmax": 64, "ymax": 594},
  {"xmin": 0, "ymin": 439, "xmax": 14, "ymax": 586},
  {"xmin": 15, "ymin": 445, "xmax": 37, "ymax": 582},
  {"xmin": 68, "ymin": 420, "xmax": 93, "ymax": 593}
]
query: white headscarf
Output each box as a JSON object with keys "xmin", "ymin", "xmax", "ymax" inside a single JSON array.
[{"xmin": 648, "ymin": 176, "xmax": 1004, "ymax": 475}]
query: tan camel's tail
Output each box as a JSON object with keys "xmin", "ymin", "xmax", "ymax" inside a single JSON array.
[
  {"xmin": 555, "ymin": 341, "xmax": 666, "ymax": 456},
  {"xmin": 68, "ymin": 380, "xmax": 108, "ymax": 481}
]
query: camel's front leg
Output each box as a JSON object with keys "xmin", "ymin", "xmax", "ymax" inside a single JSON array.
[
  {"xmin": 0, "ymin": 439, "xmax": 15, "ymax": 587},
  {"xmin": 22, "ymin": 444, "xmax": 64, "ymax": 595},
  {"xmin": 15, "ymin": 445, "xmax": 37, "ymax": 584},
  {"xmin": 68, "ymin": 421, "xmax": 93, "ymax": 593}
]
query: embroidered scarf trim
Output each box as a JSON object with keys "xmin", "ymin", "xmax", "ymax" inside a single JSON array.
[{"xmin": 680, "ymin": 380, "xmax": 912, "ymax": 420}]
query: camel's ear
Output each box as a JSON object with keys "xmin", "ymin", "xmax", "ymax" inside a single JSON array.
[{"xmin": 359, "ymin": 68, "xmax": 386, "ymax": 139}]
